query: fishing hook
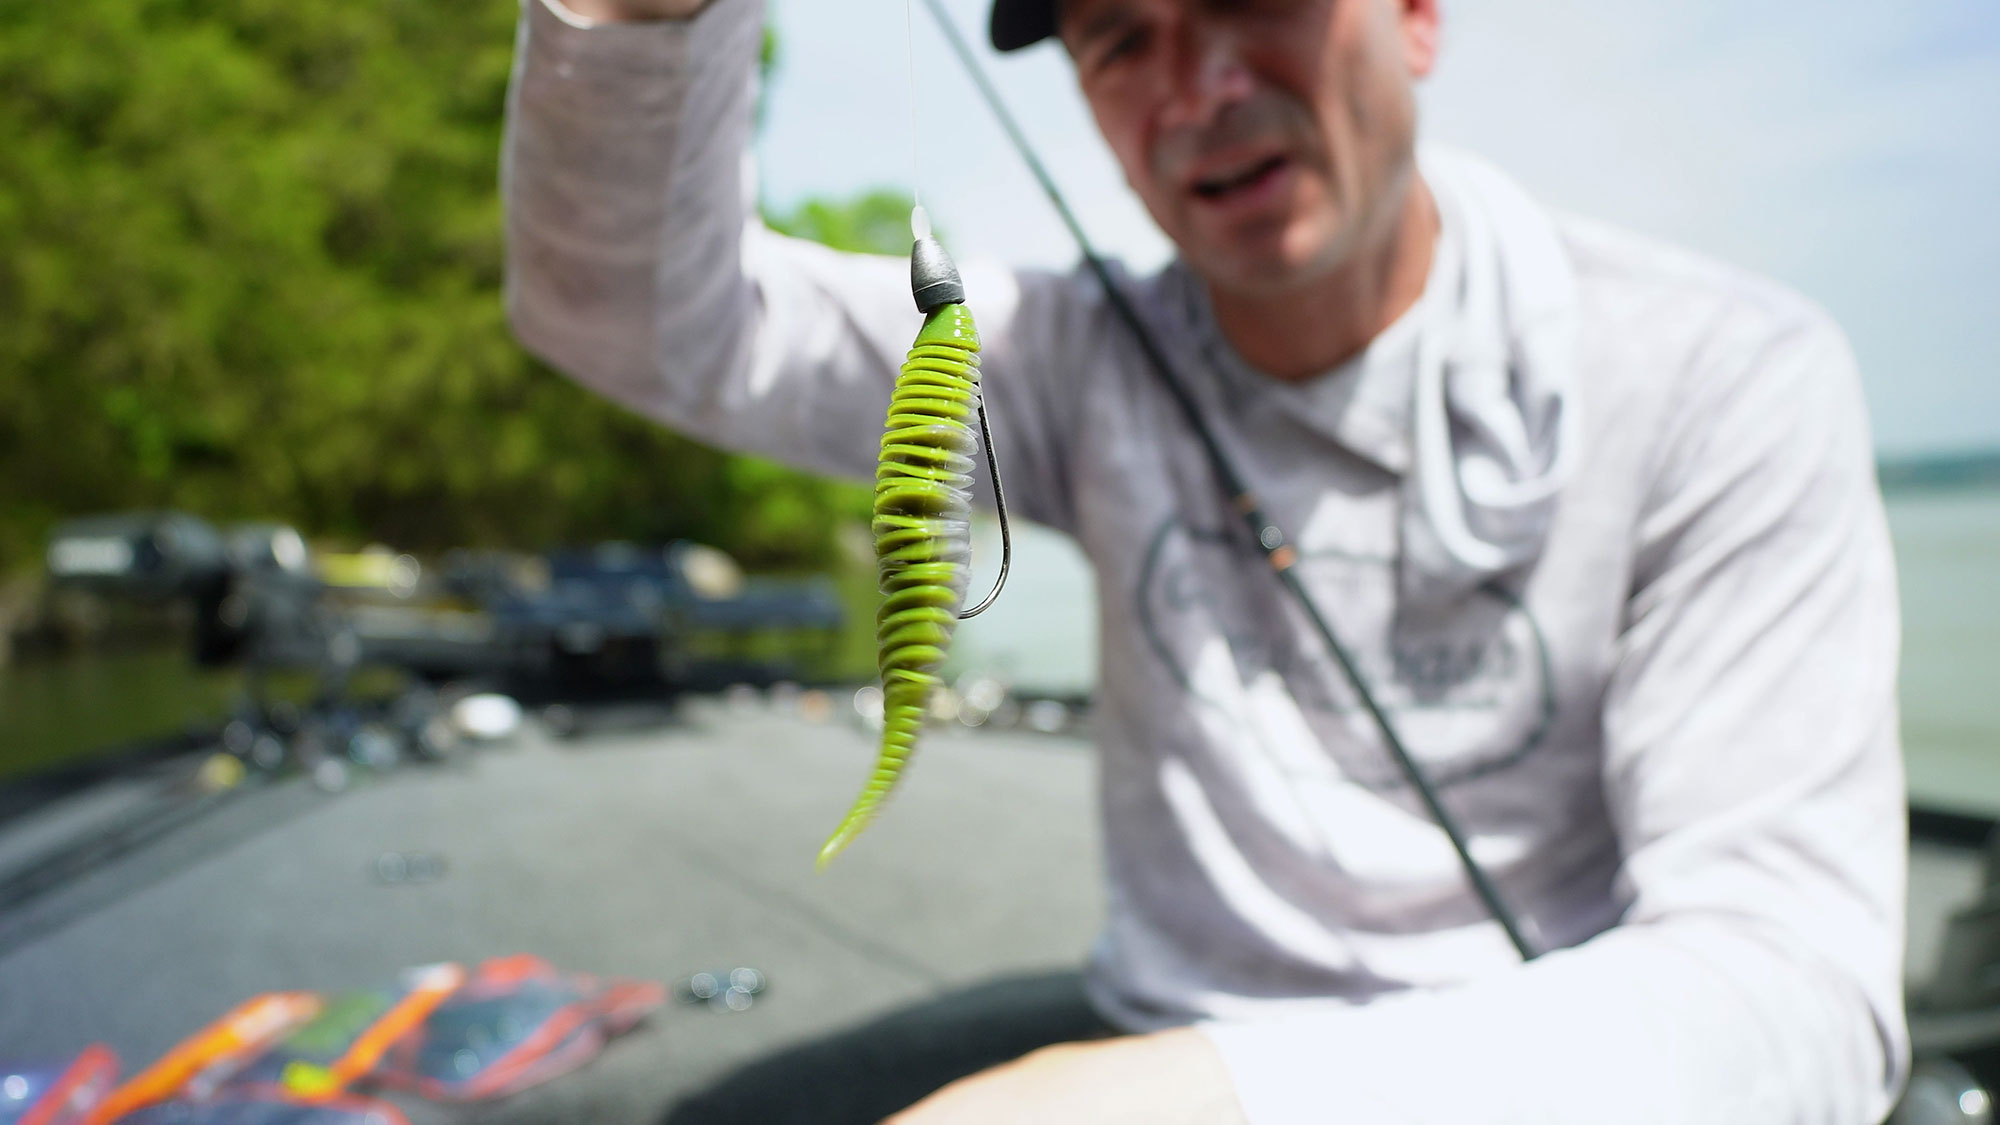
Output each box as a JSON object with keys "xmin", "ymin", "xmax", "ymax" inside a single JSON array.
[
  {"xmin": 910, "ymin": 228, "xmax": 1013, "ymax": 620},
  {"xmin": 959, "ymin": 395, "xmax": 1011, "ymax": 619}
]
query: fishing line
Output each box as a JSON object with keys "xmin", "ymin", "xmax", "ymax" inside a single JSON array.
[
  {"xmin": 917, "ymin": 0, "xmax": 1534, "ymax": 960},
  {"xmin": 903, "ymin": 0, "xmax": 928, "ymax": 233}
]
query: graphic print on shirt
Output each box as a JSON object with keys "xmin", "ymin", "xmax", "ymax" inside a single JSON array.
[{"xmin": 1134, "ymin": 517, "xmax": 1554, "ymax": 792}]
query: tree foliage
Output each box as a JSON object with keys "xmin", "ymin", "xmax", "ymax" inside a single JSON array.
[
  {"xmin": 0, "ymin": 0, "xmax": 903, "ymax": 574},
  {"xmin": 767, "ymin": 191, "xmax": 921, "ymax": 260}
]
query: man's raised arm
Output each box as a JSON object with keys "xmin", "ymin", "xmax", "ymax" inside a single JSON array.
[{"xmin": 501, "ymin": 0, "xmax": 1081, "ymax": 525}]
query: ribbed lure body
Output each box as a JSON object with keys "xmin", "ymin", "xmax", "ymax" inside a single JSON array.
[{"xmin": 817, "ymin": 304, "xmax": 982, "ymax": 868}]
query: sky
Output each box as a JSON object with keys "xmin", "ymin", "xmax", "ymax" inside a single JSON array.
[{"xmin": 757, "ymin": 0, "xmax": 2000, "ymax": 455}]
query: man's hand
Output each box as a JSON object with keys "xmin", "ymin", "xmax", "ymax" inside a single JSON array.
[
  {"xmin": 884, "ymin": 1027, "xmax": 1250, "ymax": 1125},
  {"xmin": 556, "ymin": 0, "xmax": 711, "ymax": 23}
]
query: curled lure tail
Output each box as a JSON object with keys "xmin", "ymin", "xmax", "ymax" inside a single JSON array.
[{"xmin": 817, "ymin": 304, "xmax": 982, "ymax": 869}]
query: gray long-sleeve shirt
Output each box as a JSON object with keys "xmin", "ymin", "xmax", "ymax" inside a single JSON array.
[{"xmin": 502, "ymin": 1, "xmax": 1909, "ymax": 1119}]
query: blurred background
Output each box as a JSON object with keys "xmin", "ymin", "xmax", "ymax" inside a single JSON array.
[{"xmin": 0, "ymin": 0, "xmax": 1994, "ymax": 1121}]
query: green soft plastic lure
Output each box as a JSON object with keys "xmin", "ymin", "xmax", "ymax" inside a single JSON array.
[{"xmin": 817, "ymin": 230, "xmax": 1009, "ymax": 869}]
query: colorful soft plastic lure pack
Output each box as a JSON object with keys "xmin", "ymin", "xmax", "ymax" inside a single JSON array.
[{"xmin": 4, "ymin": 957, "xmax": 661, "ymax": 1123}]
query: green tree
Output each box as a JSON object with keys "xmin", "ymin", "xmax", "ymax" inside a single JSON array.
[
  {"xmin": 767, "ymin": 190, "xmax": 920, "ymax": 258},
  {"xmin": 0, "ymin": 0, "xmax": 909, "ymax": 575}
]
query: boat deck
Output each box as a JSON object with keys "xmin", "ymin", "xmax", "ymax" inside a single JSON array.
[
  {"xmin": 0, "ymin": 701, "xmax": 1104, "ymax": 1122},
  {"xmin": 0, "ymin": 698, "xmax": 1983, "ymax": 1122}
]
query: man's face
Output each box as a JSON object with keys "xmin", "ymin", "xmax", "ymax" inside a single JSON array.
[{"xmin": 1059, "ymin": 0, "xmax": 1437, "ymax": 295}]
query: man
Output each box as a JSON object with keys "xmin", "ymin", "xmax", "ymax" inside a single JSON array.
[{"xmin": 503, "ymin": 0, "xmax": 1908, "ymax": 1120}]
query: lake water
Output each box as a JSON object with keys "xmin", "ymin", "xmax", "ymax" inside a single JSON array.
[
  {"xmin": 948, "ymin": 519, "xmax": 1099, "ymax": 696},
  {"xmin": 0, "ymin": 650, "xmax": 237, "ymax": 779},
  {"xmin": 1888, "ymin": 489, "xmax": 2000, "ymax": 812}
]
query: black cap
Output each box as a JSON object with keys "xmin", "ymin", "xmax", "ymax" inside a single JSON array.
[{"xmin": 990, "ymin": 0, "xmax": 1058, "ymax": 52}]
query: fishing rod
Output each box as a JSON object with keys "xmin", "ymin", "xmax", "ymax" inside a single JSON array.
[{"xmin": 918, "ymin": 0, "xmax": 1536, "ymax": 962}]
